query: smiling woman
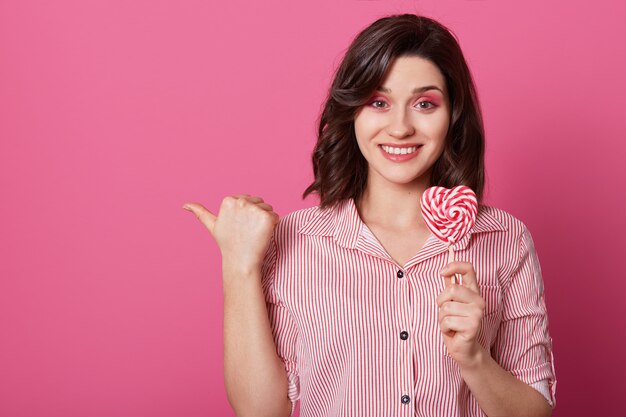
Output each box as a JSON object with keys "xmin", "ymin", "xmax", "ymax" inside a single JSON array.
[
  {"xmin": 184, "ymin": 12, "xmax": 556, "ymax": 417},
  {"xmin": 293, "ymin": 13, "xmax": 555, "ymax": 417}
]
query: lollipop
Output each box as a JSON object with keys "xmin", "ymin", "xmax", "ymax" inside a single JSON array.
[{"xmin": 420, "ymin": 185, "xmax": 478, "ymax": 285}]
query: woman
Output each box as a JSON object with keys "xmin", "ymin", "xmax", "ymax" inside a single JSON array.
[{"xmin": 183, "ymin": 13, "xmax": 556, "ymax": 417}]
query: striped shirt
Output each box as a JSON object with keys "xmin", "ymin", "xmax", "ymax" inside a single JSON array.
[{"xmin": 260, "ymin": 197, "xmax": 557, "ymax": 417}]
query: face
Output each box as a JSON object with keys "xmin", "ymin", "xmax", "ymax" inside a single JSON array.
[{"xmin": 353, "ymin": 55, "xmax": 450, "ymax": 188}]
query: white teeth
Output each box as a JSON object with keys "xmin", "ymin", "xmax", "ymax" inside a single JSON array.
[{"xmin": 381, "ymin": 145, "xmax": 420, "ymax": 155}]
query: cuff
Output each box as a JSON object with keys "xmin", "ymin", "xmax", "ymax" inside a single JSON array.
[
  {"xmin": 286, "ymin": 370, "xmax": 300, "ymax": 416},
  {"xmin": 529, "ymin": 380, "xmax": 555, "ymax": 408},
  {"xmin": 289, "ymin": 399, "xmax": 297, "ymax": 417}
]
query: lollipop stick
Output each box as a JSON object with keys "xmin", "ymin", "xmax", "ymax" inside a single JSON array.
[{"xmin": 447, "ymin": 245, "xmax": 462, "ymax": 286}]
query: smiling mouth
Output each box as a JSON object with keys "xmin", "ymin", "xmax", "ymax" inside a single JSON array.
[{"xmin": 379, "ymin": 144, "xmax": 423, "ymax": 155}]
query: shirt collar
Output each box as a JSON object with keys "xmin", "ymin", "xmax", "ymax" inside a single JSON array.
[{"xmin": 297, "ymin": 197, "xmax": 507, "ymax": 253}]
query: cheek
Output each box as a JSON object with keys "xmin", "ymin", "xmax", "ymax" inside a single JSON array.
[
  {"xmin": 354, "ymin": 120, "xmax": 368, "ymax": 137},
  {"xmin": 423, "ymin": 116, "xmax": 450, "ymax": 143},
  {"xmin": 353, "ymin": 119, "xmax": 379, "ymax": 149},
  {"xmin": 354, "ymin": 110, "xmax": 385, "ymax": 132}
]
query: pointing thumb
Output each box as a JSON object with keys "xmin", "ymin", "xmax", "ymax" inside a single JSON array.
[{"xmin": 182, "ymin": 202, "xmax": 217, "ymax": 234}]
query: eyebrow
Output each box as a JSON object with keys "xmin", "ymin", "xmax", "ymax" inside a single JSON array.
[{"xmin": 376, "ymin": 85, "xmax": 444, "ymax": 95}]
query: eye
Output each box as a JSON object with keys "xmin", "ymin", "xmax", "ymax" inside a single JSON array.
[
  {"xmin": 369, "ymin": 100, "xmax": 388, "ymax": 109},
  {"xmin": 416, "ymin": 101, "xmax": 436, "ymax": 110}
]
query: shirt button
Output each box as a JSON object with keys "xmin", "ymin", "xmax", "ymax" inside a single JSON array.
[
  {"xmin": 397, "ymin": 270, "xmax": 404, "ymax": 278},
  {"xmin": 401, "ymin": 394, "xmax": 411, "ymax": 404},
  {"xmin": 400, "ymin": 331, "xmax": 409, "ymax": 340}
]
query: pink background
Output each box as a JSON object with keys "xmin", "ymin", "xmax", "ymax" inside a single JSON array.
[{"xmin": 1, "ymin": 0, "xmax": 624, "ymax": 416}]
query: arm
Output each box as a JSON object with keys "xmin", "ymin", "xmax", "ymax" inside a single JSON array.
[
  {"xmin": 458, "ymin": 347, "xmax": 552, "ymax": 417},
  {"xmin": 460, "ymin": 224, "xmax": 556, "ymax": 417},
  {"xmin": 183, "ymin": 197, "xmax": 293, "ymax": 416},
  {"xmin": 222, "ymin": 264, "xmax": 292, "ymax": 417}
]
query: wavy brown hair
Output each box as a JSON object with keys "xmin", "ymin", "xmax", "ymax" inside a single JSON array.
[{"xmin": 302, "ymin": 13, "xmax": 486, "ymax": 211}]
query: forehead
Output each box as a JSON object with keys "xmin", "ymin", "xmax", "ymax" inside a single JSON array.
[{"xmin": 378, "ymin": 56, "xmax": 446, "ymax": 94}]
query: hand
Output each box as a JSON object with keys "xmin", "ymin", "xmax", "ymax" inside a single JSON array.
[
  {"xmin": 182, "ymin": 194, "xmax": 280, "ymax": 274},
  {"xmin": 436, "ymin": 261, "xmax": 488, "ymax": 368}
]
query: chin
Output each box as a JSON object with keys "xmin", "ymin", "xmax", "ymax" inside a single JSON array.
[{"xmin": 383, "ymin": 173, "xmax": 425, "ymax": 185}]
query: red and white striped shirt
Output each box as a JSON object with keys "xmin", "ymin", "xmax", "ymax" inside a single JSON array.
[{"xmin": 261, "ymin": 197, "xmax": 557, "ymax": 417}]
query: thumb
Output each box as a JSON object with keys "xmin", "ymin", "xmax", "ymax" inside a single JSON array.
[{"xmin": 182, "ymin": 202, "xmax": 217, "ymax": 234}]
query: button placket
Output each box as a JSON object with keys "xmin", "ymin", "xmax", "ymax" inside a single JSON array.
[{"xmin": 395, "ymin": 268, "xmax": 413, "ymax": 410}]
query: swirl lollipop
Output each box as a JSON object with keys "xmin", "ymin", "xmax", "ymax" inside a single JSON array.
[{"xmin": 420, "ymin": 185, "xmax": 478, "ymax": 285}]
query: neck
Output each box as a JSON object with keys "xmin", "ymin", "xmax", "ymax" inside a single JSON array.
[{"xmin": 355, "ymin": 174, "xmax": 431, "ymax": 231}]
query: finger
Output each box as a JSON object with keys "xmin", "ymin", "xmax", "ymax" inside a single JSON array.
[
  {"xmin": 440, "ymin": 261, "xmax": 479, "ymax": 293},
  {"xmin": 182, "ymin": 202, "xmax": 217, "ymax": 234},
  {"xmin": 231, "ymin": 198, "xmax": 276, "ymax": 214},
  {"xmin": 439, "ymin": 299, "xmax": 486, "ymax": 324},
  {"xmin": 440, "ymin": 315, "xmax": 462, "ymax": 335},
  {"xmin": 232, "ymin": 194, "xmax": 264, "ymax": 203},
  {"xmin": 440, "ymin": 315, "xmax": 472, "ymax": 335},
  {"xmin": 256, "ymin": 202, "xmax": 275, "ymax": 212},
  {"xmin": 437, "ymin": 284, "xmax": 475, "ymax": 307},
  {"xmin": 439, "ymin": 300, "xmax": 473, "ymax": 318}
]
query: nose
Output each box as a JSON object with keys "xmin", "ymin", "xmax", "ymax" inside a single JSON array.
[{"xmin": 386, "ymin": 107, "xmax": 415, "ymax": 138}]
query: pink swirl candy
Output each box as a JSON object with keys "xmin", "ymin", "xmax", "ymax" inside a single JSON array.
[{"xmin": 420, "ymin": 185, "xmax": 478, "ymax": 245}]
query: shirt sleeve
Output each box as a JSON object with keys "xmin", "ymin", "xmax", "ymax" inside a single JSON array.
[
  {"xmin": 491, "ymin": 223, "xmax": 557, "ymax": 409},
  {"xmin": 260, "ymin": 233, "xmax": 300, "ymax": 417}
]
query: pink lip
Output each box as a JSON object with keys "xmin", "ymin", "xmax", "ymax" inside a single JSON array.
[
  {"xmin": 379, "ymin": 144, "xmax": 422, "ymax": 162},
  {"xmin": 378, "ymin": 143, "xmax": 422, "ymax": 148}
]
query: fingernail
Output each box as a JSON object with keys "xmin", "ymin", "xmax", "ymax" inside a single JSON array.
[{"xmin": 182, "ymin": 205, "xmax": 191, "ymax": 211}]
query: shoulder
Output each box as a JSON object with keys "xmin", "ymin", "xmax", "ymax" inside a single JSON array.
[
  {"xmin": 478, "ymin": 204, "xmax": 531, "ymax": 240},
  {"xmin": 277, "ymin": 205, "xmax": 323, "ymax": 231},
  {"xmin": 273, "ymin": 204, "xmax": 330, "ymax": 246},
  {"xmin": 476, "ymin": 205, "xmax": 541, "ymax": 284}
]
